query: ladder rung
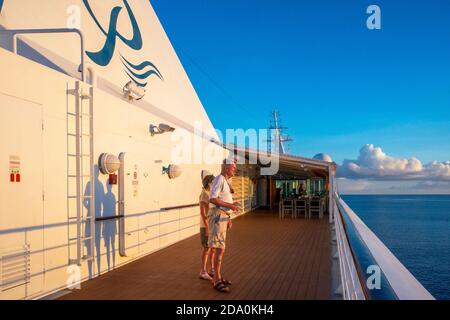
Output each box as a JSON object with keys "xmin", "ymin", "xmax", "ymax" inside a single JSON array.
[
  {"xmin": 81, "ymin": 94, "xmax": 92, "ymax": 100},
  {"xmin": 67, "ymin": 195, "xmax": 92, "ymax": 199},
  {"xmin": 67, "ymin": 113, "xmax": 92, "ymax": 118},
  {"xmin": 68, "ymin": 195, "xmax": 92, "ymax": 198},
  {"xmin": 83, "ymin": 256, "xmax": 94, "ymax": 261},
  {"xmin": 68, "ymin": 133, "xmax": 91, "ymax": 138},
  {"xmin": 67, "ymin": 154, "xmax": 91, "ymax": 158},
  {"xmin": 67, "ymin": 217, "xmax": 89, "ymax": 225},
  {"xmin": 69, "ymin": 236, "xmax": 92, "ymax": 241}
]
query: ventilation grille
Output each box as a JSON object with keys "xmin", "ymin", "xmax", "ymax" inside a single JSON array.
[{"xmin": 0, "ymin": 245, "xmax": 31, "ymax": 291}]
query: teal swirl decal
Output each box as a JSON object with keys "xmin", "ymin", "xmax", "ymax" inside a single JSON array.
[
  {"xmin": 121, "ymin": 55, "xmax": 164, "ymax": 87},
  {"xmin": 83, "ymin": 0, "xmax": 163, "ymax": 88}
]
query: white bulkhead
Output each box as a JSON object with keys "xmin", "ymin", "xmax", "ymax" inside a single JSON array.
[{"xmin": 0, "ymin": 0, "xmax": 226, "ymax": 299}]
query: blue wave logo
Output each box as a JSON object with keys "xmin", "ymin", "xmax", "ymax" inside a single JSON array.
[
  {"xmin": 83, "ymin": 0, "xmax": 163, "ymax": 88},
  {"xmin": 121, "ymin": 55, "xmax": 163, "ymax": 88}
]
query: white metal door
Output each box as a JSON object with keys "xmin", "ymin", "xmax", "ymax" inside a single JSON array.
[{"xmin": 0, "ymin": 93, "xmax": 44, "ymax": 299}]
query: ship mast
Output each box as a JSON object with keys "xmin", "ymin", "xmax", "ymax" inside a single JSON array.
[{"xmin": 267, "ymin": 110, "xmax": 292, "ymax": 154}]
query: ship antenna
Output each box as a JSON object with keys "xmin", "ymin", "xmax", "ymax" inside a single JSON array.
[{"xmin": 267, "ymin": 110, "xmax": 292, "ymax": 155}]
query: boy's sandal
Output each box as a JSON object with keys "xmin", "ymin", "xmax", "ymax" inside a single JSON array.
[
  {"xmin": 221, "ymin": 278, "xmax": 232, "ymax": 286},
  {"xmin": 199, "ymin": 272, "xmax": 213, "ymax": 281},
  {"xmin": 213, "ymin": 281, "xmax": 230, "ymax": 293}
]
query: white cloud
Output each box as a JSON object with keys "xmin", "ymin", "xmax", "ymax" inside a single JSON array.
[
  {"xmin": 336, "ymin": 178, "xmax": 372, "ymax": 193},
  {"xmin": 409, "ymin": 181, "xmax": 450, "ymax": 191},
  {"xmin": 338, "ymin": 144, "xmax": 450, "ymax": 181},
  {"xmin": 337, "ymin": 179, "xmax": 450, "ymax": 194}
]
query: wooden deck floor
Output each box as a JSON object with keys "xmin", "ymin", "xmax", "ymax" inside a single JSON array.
[{"xmin": 60, "ymin": 209, "xmax": 331, "ymax": 300}]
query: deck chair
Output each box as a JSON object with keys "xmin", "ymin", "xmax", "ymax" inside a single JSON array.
[
  {"xmin": 309, "ymin": 197, "xmax": 323, "ymax": 219},
  {"xmin": 280, "ymin": 199, "xmax": 294, "ymax": 219},
  {"xmin": 294, "ymin": 199, "xmax": 308, "ymax": 219}
]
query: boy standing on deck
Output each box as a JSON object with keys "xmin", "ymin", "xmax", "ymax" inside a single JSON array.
[{"xmin": 199, "ymin": 175, "xmax": 215, "ymax": 280}]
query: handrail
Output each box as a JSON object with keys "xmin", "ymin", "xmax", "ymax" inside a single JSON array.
[
  {"xmin": 333, "ymin": 198, "xmax": 366, "ymax": 299},
  {"xmin": 334, "ymin": 192, "xmax": 435, "ymax": 300},
  {"xmin": 335, "ymin": 195, "xmax": 398, "ymax": 299},
  {"xmin": 0, "ymin": 28, "xmax": 85, "ymax": 81},
  {"xmin": 160, "ymin": 203, "xmax": 199, "ymax": 211},
  {"xmin": 95, "ymin": 215, "xmax": 125, "ymax": 222}
]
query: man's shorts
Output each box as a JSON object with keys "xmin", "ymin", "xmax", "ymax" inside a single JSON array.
[
  {"xmin": 200, "ymin": 227, "xmax": 208, "ymax": 248},
  {"xmin": 207, "ymin": 207, "xmax": 230, "ymax": 249}
]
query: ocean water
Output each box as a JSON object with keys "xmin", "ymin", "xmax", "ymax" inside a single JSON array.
[{"xmin": 341, "ymin": 195, "xmax": 450, "ymax": 300}]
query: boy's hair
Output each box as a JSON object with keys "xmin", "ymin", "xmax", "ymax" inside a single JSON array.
[{"xmin": 202, "ymin": 175, "xmax": 215, "ymax": 189}]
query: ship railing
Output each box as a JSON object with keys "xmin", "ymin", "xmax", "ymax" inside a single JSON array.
[
  {"xmin": 0, "ymin": 28, "xmax": 85, "ymax": 81},
  {"xmin": 333, "ymin": 192, "xmax": 435, "ymax": 300}
]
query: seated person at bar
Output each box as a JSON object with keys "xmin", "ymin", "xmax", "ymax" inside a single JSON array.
[{"xmin": 298, "ymin": 183, "xmax": 307, "ymax": 197}]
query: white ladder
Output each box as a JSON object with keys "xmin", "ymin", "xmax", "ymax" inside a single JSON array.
[{"xmin": 67, "ymin": 81, "xmax": 95, "ymax": 266}]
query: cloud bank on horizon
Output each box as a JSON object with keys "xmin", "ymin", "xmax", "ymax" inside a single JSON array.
[{"xmin": 337, "ymin": 144, "xmax": 450, "ymax": 181}]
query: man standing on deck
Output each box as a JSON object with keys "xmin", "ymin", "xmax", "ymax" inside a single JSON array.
[{"xmin": 208, "ymin": 158, "xmax": 241, "ymax": 293}]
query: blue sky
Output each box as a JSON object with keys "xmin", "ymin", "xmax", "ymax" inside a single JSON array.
[{"xmin": 151, "ymin": 0, "xmax": 450, "ymax": 193}]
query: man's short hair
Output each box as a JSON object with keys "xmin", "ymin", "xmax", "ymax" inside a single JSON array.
[{"xmin": 223, "ymin": 157, "xmax": 237, "ymax": 165}]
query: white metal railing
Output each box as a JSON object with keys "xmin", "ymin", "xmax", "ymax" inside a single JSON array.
[
  {"xmin": 0, "ymin": 28, "xmax": 85, "ymax": 81},
  {"xmin": 333, "ymin": 198, "xmax": 366, "ymax": 299},
  {"xmin": 334, "ymin": 192, "xmax": 435, "ymax": 300}
]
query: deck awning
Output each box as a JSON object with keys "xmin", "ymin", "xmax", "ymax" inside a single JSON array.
[{"xmin": 225, "ymin": 145, "xmax": 336, "ymax": 179}]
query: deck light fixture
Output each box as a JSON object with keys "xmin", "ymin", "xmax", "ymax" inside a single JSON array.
[
  {"xmin": 123, "ymin": 81, "xmax": 145, "ymax": 101},
  {"xmin": 162, "ymin": 164, "xmax": 182, "ymax": 179},
  {"xmin": 99, "ymin": 153, "xmax": 120, "ymax": 174},
  {"xmin": 150, "ymin": 123, "xmax": 175, "ymax": 136}
]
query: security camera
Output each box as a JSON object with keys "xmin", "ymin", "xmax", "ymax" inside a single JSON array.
[
  {"xmin": 123, "ymin": 81, "xmax": 145, "ymax": 101},
  {"xmin": 150, "ymin": 123, "xmax": 175, "ymax": 136},
  {"xmin": 158, "ymin": 123, "xmax": 175, "ymax": 133}
]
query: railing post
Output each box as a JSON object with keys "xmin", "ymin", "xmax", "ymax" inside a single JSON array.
[
  {"xmin": 328, "ymin": 165, "xmax": 334, "ymax": 223},
  {"xmin": 12, "ymin": 34, "xmax": 17, "ymax": 53}
]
